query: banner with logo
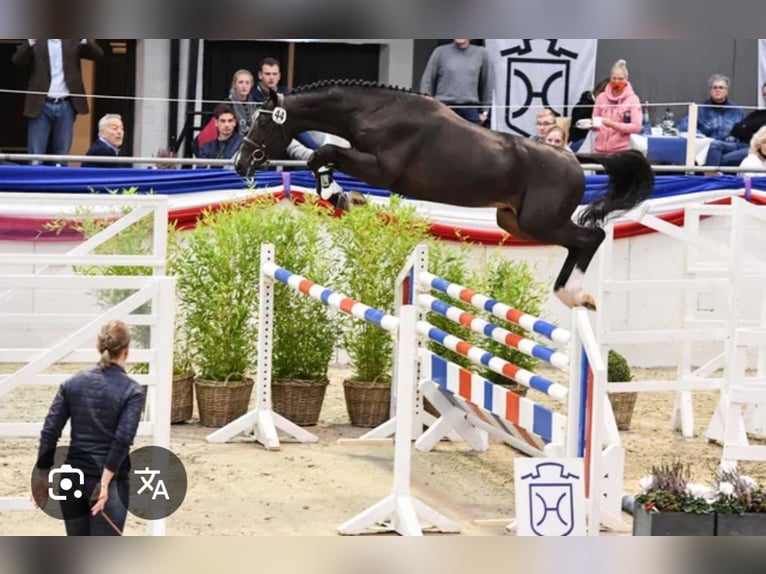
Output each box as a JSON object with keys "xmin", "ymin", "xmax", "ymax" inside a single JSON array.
[
  {"xmin": 485, "ymin": 39, "xmax": 598, "ymax": 137},
  {"xmin": 759, "ymin": 39, "xmax": 766, "ymax": 108}
]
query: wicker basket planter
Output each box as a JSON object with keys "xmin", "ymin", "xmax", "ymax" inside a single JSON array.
[
  {"xmin": 272, "ymin": 378, "xmax": 329, "ymax": 426},
  {"xmin": 343, "ymin": 380, "xmax": 391, "ymax": 428},
  {"xmin": 608, "ymin": 392, "xmax": 638, "ymax": 431},
  {"xmin": 194, "ymin": 378, "xmax": 254, "ymax": 428},
  {"xmin": 171, "ymin": 373, "xmax": 195, "ymax": 424}
]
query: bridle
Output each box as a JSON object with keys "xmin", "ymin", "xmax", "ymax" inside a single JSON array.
[{"xmin": 240, "ymin": 93, "xmax": 287, "ymax": 167}]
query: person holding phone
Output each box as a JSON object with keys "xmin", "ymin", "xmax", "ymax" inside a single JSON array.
[{"xmin": 32, "ymin": 320, "xmax": 144, "ymax": 536}]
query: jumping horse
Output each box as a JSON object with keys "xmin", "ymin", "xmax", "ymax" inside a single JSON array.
[{"xmin": 233, "ymin": 80, "xmax": 654, "ymax": 310}]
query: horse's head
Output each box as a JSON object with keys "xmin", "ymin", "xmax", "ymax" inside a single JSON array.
[{"xmin": 233, "ymin": 89, "xmax": 291, "ymax": 178}]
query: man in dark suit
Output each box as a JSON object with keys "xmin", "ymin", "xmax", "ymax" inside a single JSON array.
[
  {"xmin": 12, "ymin": 39, "xmax": 103, "ymax": 159},
  {"xmin": 81, "ymin": 114, "xmax": 125, "ymax": 168}
]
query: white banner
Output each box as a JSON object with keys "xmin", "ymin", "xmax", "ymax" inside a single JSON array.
[
  {"xmin": 485, "ymin": 39, "xmax": 598, "ymax": 137},
  {"xmin": 759, "ymin": 39, "xmax": 766, "ymax": 108}
]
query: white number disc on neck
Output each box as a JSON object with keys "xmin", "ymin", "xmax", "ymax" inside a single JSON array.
[{"xmin": 272, "ymin": 107, "xmax": 287, "ymax": 125}]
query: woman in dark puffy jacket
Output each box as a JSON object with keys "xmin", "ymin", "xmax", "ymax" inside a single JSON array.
[{"xmin": 33, "ymin": 320, "xmax": 144, "ymax": 535}]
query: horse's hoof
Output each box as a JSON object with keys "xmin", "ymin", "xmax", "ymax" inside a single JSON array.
[
  {"xmin": 349, "ymin": 191, "xmax": 367, "ymax": 207},
  {"xmin": 580, "ymin": 294, "xmax": 597, "ymax": 311}
]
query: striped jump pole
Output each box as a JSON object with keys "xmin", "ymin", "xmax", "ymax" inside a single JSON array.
[
  {"xmin": 264, "ymin": 262, "xmax": 400, "ymax": 332},
  {"xmin": 417, "ymin": 294, "xmax": 569, "ymax": 370},
  {"xmin": 417, "ymin": 320, "xmax": 569, "ymax": 402},
  {"xmin": 418, "ymin": 271, "xmax": 571, "ymax": 344}
]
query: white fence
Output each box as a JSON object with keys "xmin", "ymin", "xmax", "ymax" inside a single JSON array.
[{"xmin": 0, "ymin": 193, "xmax": 174, "ymax": 536}]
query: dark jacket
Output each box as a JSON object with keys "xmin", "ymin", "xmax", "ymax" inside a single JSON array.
[
  {"xmin": 731, "ymin": 109, "xmax": 766, "ymax": 144},
  {"xmin": 81, "ymin": 138, "xmax": 124, "ymax": 168},
  {"xmin": 197, "ymin": 132, "xmax": 243, "ymax": 161},
  {"xmin": 12, "ymin": 39, "xmax": 103, "ymax": 118},
  {"xmin": 569, "ymin": 90, "xmax": 596, "ymax": 142},
  {"xmin": 37, "ymin": 364, "xmax": 145, "ymax": 479}
]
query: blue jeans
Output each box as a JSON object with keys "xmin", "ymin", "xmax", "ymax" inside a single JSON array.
[
  {"xmin": 28, "ymin": 99, "xmax": 76, "ymax": 158},
  {"xmin": 705, "ymin": 140, "xmax": 749, "ymax": 167},
  {"xmin": 61, "ymin": 477, "xmax": 129, "ymax": 536},
  {"xmin": 451, "ymin": 105, "xmax": 481, "ymax": 124}
]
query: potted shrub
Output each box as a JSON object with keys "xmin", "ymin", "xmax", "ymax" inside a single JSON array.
[
  {"xmin": 607, "ymin": 349, "xmax": 637, "ymax": 430},
  {"xmin": 633, "ymin": 459, "xmax": 717, "ymax": 536},
  {"xmin": 327, "ymin": 197, "xmax": 430, "ymax": 427},
  {"xmin": 172, "ymin": 201, "xmax": 261, "ymax": 427},
  {"xmin": 267, "ymin": 200, "xmax": 340, "ymax": 426},
  {"xmin": 712, "ymin": 468, "xmax": 766, "ymax": 536},
  {"xmin": 170, "ymin": 322, "xmax": 195, "ymax": 424}
]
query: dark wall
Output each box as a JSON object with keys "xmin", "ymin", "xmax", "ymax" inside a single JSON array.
[
  {"xmin": 0, "ymin": 40, "xmax": 29, "ymax": 152},
  {"xmin": 413, "ymin": 39, "xmax": 762, "ymax": 113},
  {"xmin": 597, "ymin": 39, "xmax": 759, "ymax": 108}
]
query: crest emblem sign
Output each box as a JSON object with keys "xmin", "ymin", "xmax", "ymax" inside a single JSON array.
[{"xmin": 514, "ymin": 459, "xmax": 586, "ymax": 536}]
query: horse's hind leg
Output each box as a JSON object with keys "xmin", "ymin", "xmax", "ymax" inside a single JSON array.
[
  {"xmin": 549, "ymin": 222, "xmax": 605, "ymax": 310},
  {"xmin": 513, "ymin": 212, "xmax": 605, "ymax": 310}
]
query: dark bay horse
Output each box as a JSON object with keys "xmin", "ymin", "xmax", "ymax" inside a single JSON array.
[{"xmin": 233, "ymin": 80, "xmax": 654, "ymax": 310}]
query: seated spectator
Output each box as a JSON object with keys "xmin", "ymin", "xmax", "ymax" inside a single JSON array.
[
  {"xmin": 81, "ymin": 114, "xmax": 125, "ymax": 168},
  {"xmin": 739, "ymin": 125, "xmax": 766, "ymax": 177},
  {"xmin": 678, "ymin": 74, "xmax": 746, "ymax": 166},
  {"xmin": 543, "ymin": 124, "xmax": 572, "ymax": 151},
  {"xmin": 226, "ymin": 69, "xmax": 258, "ymax": 136},
  {"xmin": 569, "ymin": 78, "xmax": 609, "ymax": 151},
  {"xmin": 591, "ymin": 59, "xmax": 642, "ymax": 154},
  {"xmin": 531, "ymin": 108, "xmax": 558, "ymax": 143},
  {"xmin": 196, "ymin": 105, "xmax": 242, "ymax": 162},
  {"xmin": 727, "ymin": 81, "xmax": 766, "ymax": 166}
]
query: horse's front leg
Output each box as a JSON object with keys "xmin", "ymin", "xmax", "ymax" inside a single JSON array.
[{"xmin": 308, "ymin": 145, "xmax": 345, "ymax": 201}]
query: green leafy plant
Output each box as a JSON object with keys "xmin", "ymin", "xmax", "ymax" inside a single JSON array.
[
  {"xmin": 268, "ymin": 199, "xmax": 340, "ymax": 381},
  {"xmin": 327, "ymin": 197, "xmax": 430, "ymax": 383},
  {"xmin": 635, "ymin": 459, "xmax": 714, "ymax": 514},
  {"xmin": 608, "ymin": 349, "xmax": 632, "ymax": 382},
  {"xmin": 473, "ymin": 252, "xmax": 548, "ymax": 388},
  {"xmin": 172, "ymin": 201, "xmax": 263, "ymax": 382}
]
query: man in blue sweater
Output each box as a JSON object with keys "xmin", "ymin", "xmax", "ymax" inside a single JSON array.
[{"xmin": 420, "ymin": 39, "xmax": 493, "ymax": 126}]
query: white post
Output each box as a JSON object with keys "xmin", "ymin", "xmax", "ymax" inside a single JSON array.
[
  {"xmin": 685, "ymin": 103, "xmax": 698, "ymax": 169},
  {"xmin": 338, "ymin": 305, "xmax": 459, "ymax": 535},
  {"xmin": 206, "ymin": 244, "xmax": 318, "ymax": 447}
]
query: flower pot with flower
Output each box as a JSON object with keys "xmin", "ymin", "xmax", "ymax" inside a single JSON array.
[{"xmin": 633, "ymin": 460, "xmax": 716, "ymax": 536}]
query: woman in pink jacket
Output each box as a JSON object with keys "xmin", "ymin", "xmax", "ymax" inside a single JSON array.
[{"xmin": 592, "ymin": 59, "xmax": 642, "ymax": 153}]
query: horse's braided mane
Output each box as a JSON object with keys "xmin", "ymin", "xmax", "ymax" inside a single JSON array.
[{"xmin": 290, "ymin": 79, "xmax": 422, "ymax": 96}]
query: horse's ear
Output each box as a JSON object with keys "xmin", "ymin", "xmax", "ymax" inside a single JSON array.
[{"xmin": 269, "ymin": 89, "xmax": 279, "ymax": 106}]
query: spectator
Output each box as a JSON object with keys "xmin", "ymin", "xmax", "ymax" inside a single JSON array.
[
  {"xmin": 726, "ymin": 81, "xmax": 766, "ymax": 166},
  {"xmin": 420, "ymin": 39, "xmax": 493, "ymax": 125},
  {"xmin": 12, "ymin": 39, "xmax": 103, "ymax": 159},
  {"xmin": 196, "ymin": 105, "xmax": 243, "ymax": 162},
  {"xmin": 32, "ymin": 320, "xmax": 144, "ymax": 536},
  {"xmin": 531, "ymin": 108, "xmax": 558, "ymax": 143},
  {"xmin": 738, "ymin": 125, "xmax": 766, "ymax": 177},
  {"xmin": 225, "ymin": 69, "xmax": 257, "ymax": 136},
  {"xmin": 250, "ymin": 57, "xmax": 318, "ymax": 151},
  {"xmin": 251, "ymin": 57, "xmax": 285, "ymax": 103},
  {"xmin": 544, "ymin": 124, "xmax": 571, "ymax": 151},
  {"xmin": 81, "ymin": 114, "xmax": 125, "ymax": 168},
  {"xmin": 678, "ymin": 74, "xmax": 746, "ymax": 166},
  {"xmin": 569, "ymin": 78, "xmax": 609, "ymax": 150},
  {"xmin": 591, "ymin": 59, "xmax": 642, "ymax": 154}
]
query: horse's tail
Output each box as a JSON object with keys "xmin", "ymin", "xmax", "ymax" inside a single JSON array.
[{"xmin": 574, "ymin": 150, "xmax": 654, "ymax": 227}]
